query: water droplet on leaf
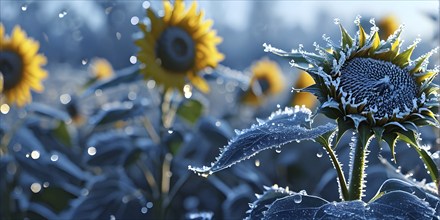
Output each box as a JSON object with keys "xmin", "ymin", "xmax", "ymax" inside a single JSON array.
[
  {"xmin": 316, "ymin": 150, "xmax": 323, "ymax": 158},
  {"xmin": 293, "ymin": 194, "xmax": 302, "ymax": 203}
]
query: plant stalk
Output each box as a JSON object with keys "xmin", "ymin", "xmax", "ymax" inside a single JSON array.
[{"xmin": 348, "ymin": 134, "xmax": 368, "ymax": 200}]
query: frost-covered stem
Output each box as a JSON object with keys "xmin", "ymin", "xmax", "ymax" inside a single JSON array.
[
  {"xmin": 322, "ymin": 143, "xmax": 349, "ymax": 200},
  {"xmin": 348, "ymin": 135, "xmax": 368, "ymax": 200}
]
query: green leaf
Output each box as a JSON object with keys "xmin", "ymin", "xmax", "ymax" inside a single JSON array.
[
  {"xmin": 392, "ymin": 44, "xmax": 416, "ymax": 67},
  {"xmin": 335, "ymin": 118, "xmax": 352, "ymax": 148},
  {"xmin": 410, "ymin": 54, "xmax": 430, "ymax": 74},
  {"xmin": 315, "ymin": 130, "xmax": 335, "ymax": 148},
  {"xmin": 358, "ymin": 25, "xmax": 367, "ymax": 48},
  {"xmin": 53, "ymin": 121, "xmax": 72, "ymax": 147},
  {"xmin": 357, "ymin": 122, "xmax": 372, "ymax": 147},
  {"xmin": 397, "ymin": 130, "xmax": 418, "ymax": 148},
  {"xmin": 372, "ymin": 127, "xmax": 384, "ymax": 143},
  {"xmin": 382, "ymin": 133, "xmax": 398, "ymax": 162},
  {"xmin": 189, "ymin": 107, "xmax": 336, "ymax": 176},
  {"xmin": 176, "ymin": 99, "xmax": 204, "ymax": 124},
  {"xmin": 412, "ymin": 145, "xmax": 439, "ymax": 189},
  {"xmin": 339, "ymin": 24, "xmax": 353, "ymax": 49}
]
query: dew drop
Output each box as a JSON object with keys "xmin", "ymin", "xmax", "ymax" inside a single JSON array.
[
  {"xmin": 31, "ymin": 151, "xmax": 40, "ymax": 160},
  {"xmin": 30, "ymin": 183, "xmax": 42, "ymax": 193},
  {"xmin": 275, "ymin": 148, "xmax": 282, "ymax": 154},
  {"xmin": 316, "ymin": 150, "xmax": 323, "ymax": 158},
  {"xmin": 116, "ymin": 32, "xmax": 122, "ymax": 40},
  {"xmin": 141, "ymin": 207, "xmax": 148, "ymax": 214},
  {"xmin": 168, "ymin": 129, "xmax": 174, "ymax": 134},
  {"xmin": 254, "ymin": 159, "xmax": 260, "ymax": 167},
  {"xmin": 1, "ymin": 104, "xmax": 10, "ymax": 114},
  {"xmin": 128, "ymin": 91, "xmax": 137, "ymax": 100},
  {"xmin": 81, "ymin": 59, "xmax": 88, "ymax": 65},
  {"xmin": 293, "ymin": 194, "xmax": 302, "ymax": 203},
  {"xmin": 146, "ymin": 202, "xmax": 153, "ymax": 208},
  {"xmin": 299, "ymin": 190, "xmax": 307, "ymax": 195},
  {"xmin": 146, "ymin": 80, "xmax": 156, "ymax": 89},
  {"xmin": 276, "ymin": 104, "xmax": 281, "ymax": 108},
  {"xmin": 109, "ymin": 215, "xmax": 116, "ymax": 220},
  {"xmin": 87, "ymin": 147, "xmax": 97, "ymax": 156},
  {"xmin": 21, "ymin": 4, "xmax": 28, "ymax": 11},
  {"xmin": 58, "ymin": 10, "xmax": 67, "ymax": 18},
  {"xmin": 81, "ymin": 189, "xmax": 89, "ymax": 196},
  {"xmin": 50, "ymin": 154, "xmax": 58, "ymax": 162},
  {"xmin": 142, "ymin": 1, "xmax": 151, "ymax": 9},
  {"xmin": 95, "ymin": 89, "xmax": 103, "ymax": 96},
  {"xmin": 130, "ymin": 16, "xmax": 139, "ymax": 25},
  {"xmin": 60, "ymin": 93, "xmax": 72, "ymax": 104},
  {"xmin": 130, "ymin": 56, "xmax": 137, "ymax": 64}
]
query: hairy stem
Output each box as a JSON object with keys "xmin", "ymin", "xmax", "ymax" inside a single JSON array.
[
  {"xmin": 322, "ymin": 143, "xmax": 349, "ymax": 200},
  {"xmin": 348, "ymin": 131, "xmax": 372, "ymax": 200}
]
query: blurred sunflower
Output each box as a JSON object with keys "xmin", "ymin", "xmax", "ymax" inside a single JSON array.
[
  {"xmin": 266, "ymin": 17, "xmax": 439, "ymax": 177},
  {"xmin": 242, "ymin": 58, "xmax": 284, "ymax": 105},
  {"xmin": 291, "ymin": 70, "xmax": 317, "ymax": 109},
  {"xmin": 136, "ymin": 0, "xmax": 224, "ymax": 93},
  {"xmin": 89, "ymin": 58, "xmax": 113, "ymax": 80},
  {"xmin": 378, "ymin": 15, "xmax": 399, "ymax": 39},
  {"xmin": 0, "ymin": 24, "xmax": 47, "ymax": 107}
]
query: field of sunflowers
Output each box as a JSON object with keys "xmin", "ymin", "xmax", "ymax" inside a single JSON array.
[{"xmin": 1, "ymin": 0, "xmax": 439, "ymax": 219}]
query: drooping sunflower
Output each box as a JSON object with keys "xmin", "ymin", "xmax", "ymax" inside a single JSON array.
[
  {"xmin": 378, "ymin": 15, "xmax": 399, "ymax": 39},
  {"xmin": 0, "ymin": 24, "xmax": 47, "ymax": 107},
  {"xmin": 242, "ymin": 58, "xmax": 285, "ymax": 105},
  {"xmin": 265, "ymin": 17, "xmax": 439, "ymax": 183},
  {"xmin": 291, "ymin": 70, "xmax": 317, "ymax": 109},
  {"xmin": 89, "ymin": 58, "xmax": 113, "ymax": 80},
  {"xmin": 136, "ymin": 0, "xmax": 224, "ymax": 93}
]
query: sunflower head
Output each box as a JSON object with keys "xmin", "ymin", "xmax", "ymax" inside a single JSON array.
[
  {"xmin": 0, "ymin": 24, "xmax": 47, "ymax": 107},
  {"xmin": 89, "ymin": 58, "xmax": 114, "ymax": 80},
  {"xmin": 242, "ymin": 58, "xmax": 285, "ymax": 105},
  {"xmin": 265, "ymin": 16, "xmax": 439, "ymax": 158},
  {"xmin": 136, "ymin": 0, "xmax": 224, "ymax": 94}
]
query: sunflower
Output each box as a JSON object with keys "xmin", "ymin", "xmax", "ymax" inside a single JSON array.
[
  {"xmin": 291, "ymin": 70, "xmax": 317, "ymax": 109},
  {"xmin": 89, "ymin": 58, "xmax": 113, "ymax": 80},
  {"xmin": 136, "ymin": 0, "xmax": 224, "ymax": 93},
  {"xmin": 242, "ymin": 58, "xmax": 285, "ymax": 105},
  {"xmin": 265, "ymin": 17, "xmax": 439, "ymax": 183},
  {"xmin": 0, "ymin": 24, "xmax": 47, "ymax": 107},
  {"xmin": 378, "ymin": 15, "xmax": 399, "ymax": 39}
]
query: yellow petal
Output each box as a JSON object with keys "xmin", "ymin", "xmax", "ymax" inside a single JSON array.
[
  {"xmin": 10, "ymin": 26, "xmax": 26, "ymax": 48},
  {"xmin": 169, "ymin": 0, "xmax": 185, "ymax": 25},
  {"xmin": 188, "ymin": 74, "xmax": 209, "ymax": 93}
]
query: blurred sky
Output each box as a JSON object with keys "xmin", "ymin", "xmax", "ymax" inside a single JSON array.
[{"xmin": 1, "ymin": 0, "xmax": 438, "ymax": 70}]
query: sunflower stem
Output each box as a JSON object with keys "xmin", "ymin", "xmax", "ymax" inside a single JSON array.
[
  {"xmin": 348, "ymin": 128, "xmax": 372, "ymax": 201},
  {"xmin": 322, "ymin": 141, "xmax": 349, "ymax": 201}
]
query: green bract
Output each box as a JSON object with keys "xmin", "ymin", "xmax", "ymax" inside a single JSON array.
[{"xmin": 265, "ymin": 16, "xmax": 439, "ymax": 186}]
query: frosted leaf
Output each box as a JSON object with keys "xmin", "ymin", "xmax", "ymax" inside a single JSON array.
[
  {"xmin": 263, "ymin": 194, "xmax": 328, "ymax": 219},
  {"xmin": 261, "ymin": 186, "xmax": 438, "ymax": 220},
  {"xmin": 245, "ymin": 185, "xmax": 294, "ymax": 220},
  {"xmin": 188, "ymin": 107, "xmax": 336, "ymax": 176},
  {"xmin": 314, "ymin": 201, "xmax": 366, "ymax": 219}
]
